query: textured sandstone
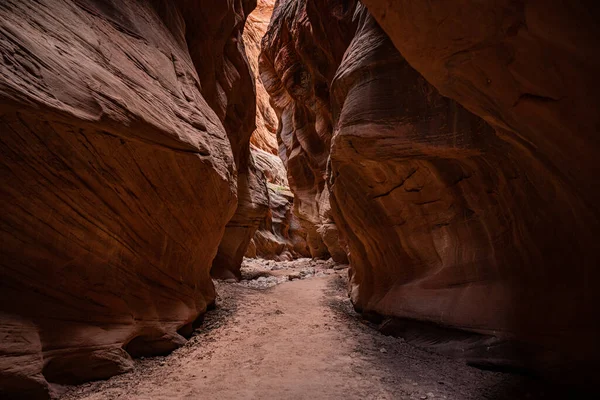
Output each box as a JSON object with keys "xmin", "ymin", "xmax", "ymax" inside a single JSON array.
[
  {"xmin": 210, "ymin": 161, "xmax": 269, "ymax": 280},
  {"xmin": 0, "ymin": 0, "xmax": 258, "ymax": 397},
  {"xmin": 260, "ymin": 0, "xmax": 354, "ymax": 262},
  {"xmin": 243, "ymin": 0, "xmax": 278, "ymax": 155},
  {"xmin": 248, "ymin": 148, "xmax": 310, "ymax": 260},
  {"xmin": 330, "ymin": 1, "xmax": 507, "ymax": 352},
  {"xmin": 207, "ymin": 0, "xmax": 270, "ymax": 280},
  {"xmin": 240, "ymin": 0, "xmax": 311, "ymax": 263},
  {"xmin": 350, "ymin": 0, "xmax": 600, "ymax": 380},
  {"xmin": 261, "ymin": 0, "xmax": 600, "ymax": 382}
]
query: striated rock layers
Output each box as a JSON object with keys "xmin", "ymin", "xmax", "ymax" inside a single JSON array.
[
  {"xmin": 243, "ymin": 0, "xmax": 278, "ymax": 155},
  {"xmin": 207, "ymin": 0, "xmax": 269, "ymax": 280},
  {"xmin": 262, "ymin": 0, "xmax": 600, "ymax": 382},
  {"xmin": 329, "ymin": 2, "xmax": 520, "ymax": 363},
  {"xmin": 242, "ymin": 0, "xmax": 309, "ymax": 262},
  {"xmin": 352, "ymin": 0, "xmax": 600, "ymax": 381},
  {"xmin": 246, "ymin": 148, "xmax": 310, "ymax": 261},
  {"xmin": 0, "ymin": 0, "xmax": 262, "ymax": 397},
  {"xmin": 260, "ymin": 0, "xmax": 355, "ymax": 263}
]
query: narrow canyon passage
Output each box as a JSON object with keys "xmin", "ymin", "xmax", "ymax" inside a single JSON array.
[
  {"xmin": 1, "ymin": 0, "xmax": 599, "ymax": 398},
  {"xmin": 63, "ymin": 260, "xmax": 564, "ymax": 400}
]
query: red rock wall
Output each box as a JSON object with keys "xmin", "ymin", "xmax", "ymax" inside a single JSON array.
[
  {"xmin": 357, "ymin": 0, "xmax": 600, "ymax": 381},
  {"xmin": 0, "ymin": 0, "xmax": 259, "ymax": 397},
  {"xmin": 259, "ymin": 0, "xmax": 355, "ymax": 262},
  {"xmin": 261, "ymin": 0, "xmax": 600, "ymax": 382},
  {"xmin": 247, "ymin": 148, "xmax": 310, "ymax": 260},
  {"xmin": 244, "ymin": 0, "xmax": 279, "ymax": 155},
  {"xmin": 236, "ymin": 0, "xmax": 309, "ymax": 266},
  {"xmin": 329, "ymin": 1, "xmax": 529, "ymax": 362},
  {"xmin": 205, "ymin": 0, "xmax": 270, "ymax": 280}
]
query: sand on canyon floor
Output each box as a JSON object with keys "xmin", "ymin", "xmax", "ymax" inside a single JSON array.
[{"xmin": 61, "ymin": 258, "xmax": 574, "ymax": 400}]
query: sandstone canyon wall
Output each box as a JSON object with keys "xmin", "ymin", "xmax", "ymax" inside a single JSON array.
[
  {"xmin": 243, "ymin": 0, "xmax": 279, "ymax": 155},
  {"xmin": 205, "ymin": 0, "xmax": 270, "ymax": 280},
  {"xmin": 241, "ymin": 0, "xmax": 310, "ymax": 262},
  {"xmin": 259, "ymin": 0, "xmax": 355, "ymax": 263},
  {"xmin": 247, "ymin": 147, "xmax": 310, "ymax": 260},
  {"xmin": 262, "ymin": 0, "xmax": 600, "ymax": 383},
  {"xmin": 356, "ymin": 0, "xmax": 600, "ymax": 382},
  {"xmin": 0, "ymin": 0, "xmax": 261, "ymax": 398}
]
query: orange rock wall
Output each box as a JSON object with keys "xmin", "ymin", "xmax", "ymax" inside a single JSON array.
[
  {"xmin": 247, "ymin": 148, "xmax": 311, "ymax": 260},
  {"xmin": 260, "ymin": 0, "xmax": 355, "ymax": 262},
  {"xmin": 242, "ymin": 0, "xmax": 310, "ymax": 263},
  {"xmin": 244, "ymin": 0, "xmax": 279, "ymax": 155}
]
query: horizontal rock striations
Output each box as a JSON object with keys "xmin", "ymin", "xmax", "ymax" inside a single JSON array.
[
  {"xmin": 247, "ymin": 147, "xmax": 310, "ymax": 261},
  {"xmin": 243, "ymin": 0, "xmax": 279, "ymax": 155},
  {"xmin": 259, "ymin": 0, "xmax": 356, "ymax": 262},
  {"xmin": 206, "ymin": 0, "xmax": 270, "ymax": 280},
  {"xmin": 262, "ymin": 0, "xmax": 600, "ymax": 383},
  {"xmin": 358, "ymin": 0, "xmax": 600, "ymax": 382},
  {"xmin": 0, "ymin": 0, "xmax": 261, "ymax": 397}
]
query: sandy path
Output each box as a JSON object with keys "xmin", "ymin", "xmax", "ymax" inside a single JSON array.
[{"xmin": 62, "ymin": 260, "xmax": 562, "ymax": 400}]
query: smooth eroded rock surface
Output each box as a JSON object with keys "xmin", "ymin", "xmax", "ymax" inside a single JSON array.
[
  {"xmin": 247, "ymin": 148, "xmax": 310, "ymax": 261},
  {"xmin": 243, "ymin": 0, "xmax": 278, "ymax": 155},
  {"xmin": 0, "ymin": 0, "xmax": 258, "ymax": 397},
  {"xmin": 354, "ymin": 0, "xmax": 600, "ymax": 381},
  {"xmin": 206, "ymin": 0, "xmax": 270, "ymax": 280},
  {"xmin": 259, "ymin": 0, "xmax": 355, "ymax": 262},
  {"xmin": 261, "ymin": 0, "xmax": 600, "ymax": 383}
]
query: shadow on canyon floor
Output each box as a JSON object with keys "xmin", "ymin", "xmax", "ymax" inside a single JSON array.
[
  {"xmin": 324, "ymin": 276, "xmax": 589, "ymax": 400},
  {"xmin": 61, "ymin": 259, "xmax": 588, "ymax": 399}
]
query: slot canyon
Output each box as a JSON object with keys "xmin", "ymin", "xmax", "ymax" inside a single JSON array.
[{"xmin": 1, "ymin": 0, "xmax": 598, "ymax": 399}]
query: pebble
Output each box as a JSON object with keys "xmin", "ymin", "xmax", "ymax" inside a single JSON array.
[{"xmin": 380, "ymin": 348, "xmax": 387, "ymax": 353}]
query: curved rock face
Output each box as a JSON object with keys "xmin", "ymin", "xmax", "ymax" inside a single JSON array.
[
  {"xmin": 210, "ymin": 160, "xmax": 269, "ymax": 280},
  {"xmin": 261, "ymin": 0, "xmax": 600, "ymax": 383},
  {"xmin": 259, "ymin": 0, "xmax": 355, "ymax": 262},
  {"xmin": 237, "ymin": 0, "xmax": 310, "ymax": 265},
  {"xmin": 352, "ymin": 0, "xmax": 600, "ymax": 381},
  {"xmin": 206, "ymin": 0, "xmax": 270, "ymax": 280},
  {"xmin": 247, "ymin": 148, "xmax": 310, "ymax": 260},
  {"xmin": 330, "ymin": 1, "xmax": 514, "ymax": 358},
  {"xmin": 0, "ymin": 0, "xmax": 259, "ymax": 397},
  {"xmin": 243, "ymin": 0, "xmax": 278, "ymax": 155}
]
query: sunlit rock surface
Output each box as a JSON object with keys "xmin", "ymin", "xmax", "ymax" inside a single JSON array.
[
  {"xmin": 259, "ymin": 0, "xmax": 355, "ymax": 262},
  {"xmin": 208, "ymin": 0, "xmax": 270, "ymax": 280},
  {"xmin": 247, "ymin": 148, "xmax": 310, "ymax": 261},
  {"xmin": 243, "ymin": 0, "xmax": 278, "ymax": 155}
]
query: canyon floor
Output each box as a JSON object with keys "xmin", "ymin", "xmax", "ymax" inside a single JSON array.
[{"xmin": 62, "ymin": 259, "xmax": 568, "ymax": 400}]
